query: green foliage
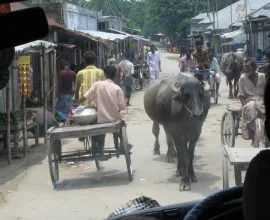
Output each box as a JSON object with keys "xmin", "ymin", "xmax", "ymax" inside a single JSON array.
[{"xmin": 28, "ymin": 0, "xmax": 232, "ymax": 38}]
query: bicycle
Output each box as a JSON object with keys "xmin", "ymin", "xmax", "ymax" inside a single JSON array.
[
  {"xmin": 194, "ymin": 69, "xmax": 218, "ymax": 104},
  {"xmin": 132, "ymin": 63, "xmax": 150, "ymax": 91}
]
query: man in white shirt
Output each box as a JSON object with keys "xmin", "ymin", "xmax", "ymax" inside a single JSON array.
[
  {"xmin": 147, "ymin": 45, "xmax": 161, "ymax": 80},
  {"xmin": 117, "ymin": 60, "xmax": 134, "ymax": 106}
]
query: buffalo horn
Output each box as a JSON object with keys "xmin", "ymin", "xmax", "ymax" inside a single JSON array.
[{"xmin": 171, "ymin": 81, "xmax": 180, "ymax": 94}]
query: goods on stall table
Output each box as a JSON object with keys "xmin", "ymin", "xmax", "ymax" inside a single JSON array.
[
  {"xmin": 18, "ymin": 56, "xmax": 31, "ymax": 96},
  {"xmin": 0, "ymin": 110, "xmax": 36, "ymax": 130}
]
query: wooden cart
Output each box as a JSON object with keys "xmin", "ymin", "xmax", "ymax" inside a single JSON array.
[
  {"xmin": 222, "ymin": 145, "xmax": 268, "ymax": 189},
  {"xmin": 47, "ymin": 120, "xmax": 133, "ymax": 188},
  {"xmin": 221, "ymin": 105, "xmax": 268, "ymax": 188}
]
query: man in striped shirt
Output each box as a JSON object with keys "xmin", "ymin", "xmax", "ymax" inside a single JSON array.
[{"xmin": 73, "ymin": 51, "xmax": 104, "ymax": 106}]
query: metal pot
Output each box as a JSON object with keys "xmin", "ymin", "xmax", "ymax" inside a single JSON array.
[{"xmin": 72, "ymin": 106, "xmax": 97, "ymax": 126}]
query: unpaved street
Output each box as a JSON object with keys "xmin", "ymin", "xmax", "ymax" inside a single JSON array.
[{"xmin": 0, "ymin": 52, "xmax": 247, "ymax": 220}]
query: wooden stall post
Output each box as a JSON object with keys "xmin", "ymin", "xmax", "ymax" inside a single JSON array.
[
  {"xmin": 42, "ymin": 45, "xmax": 48, "ymax": 144},
  {"xmin": 22, "ymin": 92, "xmax": 28, "ymax": 156},
  {"xmin": 52, "ymin": 50, "xmax": 57, "ymax": 116},
  {"xmin": 6, "ymin": 77, "xmax": 11, "ymax": 163}
]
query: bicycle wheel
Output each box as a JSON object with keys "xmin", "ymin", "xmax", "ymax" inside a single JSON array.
[
  {"xmin": 221, "ymin": 111, "xmax": 236, "ymax": 147},
  {"xmin": 214, "ymin": 83, "xmax": 218, "ymax": 104},
  {"xmin": 132, "ymin": 77, "xmax": 141, "ymax": 91}
]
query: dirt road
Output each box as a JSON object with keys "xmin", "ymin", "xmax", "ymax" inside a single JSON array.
[{"xmin": 0, "ymin": 52, "xmax": 246, "ymax": 220}]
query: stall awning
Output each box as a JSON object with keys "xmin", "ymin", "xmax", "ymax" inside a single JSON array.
[
  {"xmin": 57, "ymin": 43, "xmax": 76, "ymax": 49},
  {"xmin": 79, "ymin": 30, "xmax": 129, "ymax": 42},
  {"xmin": 131, "ymin": 35, "xmax": 150, "ymax": 42},
  {"xmin": 15, "ymin": 40, "xmax": 57, "ymax": 52},
  {"xmin": 221, "ymin": 29, "xmax": 244, "ymax": 39}
]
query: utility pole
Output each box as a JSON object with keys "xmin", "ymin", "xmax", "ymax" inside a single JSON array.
[{"xmin": 230, "ymin": 0, "xmax": 233, "ymax": 31}]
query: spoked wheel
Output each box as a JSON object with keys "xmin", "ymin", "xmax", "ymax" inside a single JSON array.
[
  {"xmin": 221, "ymin": 111, "xmax": 236, "ymax": 147},
  {"xmin": 48, "ymin": 140, "xmax": 60, "ymax": 188},
  {"xmin": 121, "ymin": 126, "xmax": 133, "ymax": 181},
  {"xmin": 132, "ymin": 77, "xmax": 141, "ymax": 91}
]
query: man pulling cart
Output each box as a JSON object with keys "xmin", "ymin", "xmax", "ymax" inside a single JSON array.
[{"xmin": 47, "ymin": 66, "xmax": 133, "ymax": 188}]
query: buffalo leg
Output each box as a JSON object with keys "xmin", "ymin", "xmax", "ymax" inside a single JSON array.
[
  {"xmin": 174, "ymin": 134, "xmax": 190, "ymax": 191},
  {"xmin": 152, "ymin": 121, "xmax": 160, "ymax": 155},
  {"xmin": 164, "ymin": 129, "xmax": 176, "ymax": 163},
  {"xmin": 188, "ymin": 134, "xmax": 200, "ymax": 183},
  {"xmin": 227, "ymin": 77, "xmax": 233, "ymax": 99}
]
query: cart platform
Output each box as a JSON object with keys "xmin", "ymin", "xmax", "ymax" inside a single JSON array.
[
  {"xmin": 222, "ymin": 145, "xmax": 269, "ymax": 188},
  {"xmin": 47, "ymin": 121, "xmax": 124, "ymax": 140}
]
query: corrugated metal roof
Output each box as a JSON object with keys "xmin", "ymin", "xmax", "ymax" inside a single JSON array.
[
  {"xmin": 15, "ymin": 40, "xmax": 57, "ymax": 52},
  {"xmin": 99, "ymin": 16, "xmax": 128, "ymax": 22},
  {"xmin": 200, "ymin": 0, "xmax": 268, "ymax": 30},
  {"xmin": 191, "ymin": 13, "xmax": 208, "ymax": 20},
  {"xmin": 221, "ymin": 29, "xmax": 244, "ymax": 38},
  {"xmin": 130, "ymin": 35, "xmax": 150, "ymax": 42},
  {"xmin": 48, "ymin": 18, "xmax": 67, "ymax": 30},
  {"xmin": 79, "ymin": 30, "xmax": 129, "ymax": 42},
  {"xmin": 248, "ymin": 2, "xmax": 270, "ymax": 18}
]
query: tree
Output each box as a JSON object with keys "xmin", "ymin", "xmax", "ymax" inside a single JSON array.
[{"xmin": 27, "ymin": 0, "xmax": 233, "ymax": 38}]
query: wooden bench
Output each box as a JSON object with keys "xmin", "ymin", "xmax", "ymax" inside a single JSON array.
[{"xmin": 222, "ymin": 145, "xmax": 269, "ymax": 189}]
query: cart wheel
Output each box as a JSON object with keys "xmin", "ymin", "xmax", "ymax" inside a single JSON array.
[
  {"xmin": 121, "ymin": 126, "xmax": 133, "ymax": 181},
  {"xmin": 222, "ymin": 155, "xmax": 229, "ymax": 189},
  {"xmin": 221, "ymin": 111, "xmax": 236, "ymax": 147},
  {"xmin": 48, "ymin": 140, "xmax": 59, "ymax": 188}
]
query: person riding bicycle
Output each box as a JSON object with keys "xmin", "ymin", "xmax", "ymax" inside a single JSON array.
[
  {"xmin": 194, "ymin": 64, "xmax": 211, "ymax": 83},
  {"xmin": 238, "ymin": 58, "xmax": 266, "ymax": 142},
  {"xmin": 193, "ymin": 40, "xmax": 209, "ymax": 70},
  {"xmin": 208, "ymin": 48, "xmax": 221, "ymax": 97}
]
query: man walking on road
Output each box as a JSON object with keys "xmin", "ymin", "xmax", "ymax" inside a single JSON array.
[
  {"xmin": 73, "ymin": 51, "xmax": 104, "ymax": 106},
  {"xmin": 57, "ymin": 59, "xmax": 76, "ymax": 119},
  {"xmin": 178, "ymin": 48, "xmax": 196, "ymax": 73},
  {"xmin": 75, "ymin": 66, "xmax": 126, "ymax": 154},
  {"xmin": 147, "ymin": 45, "xmax": 161, "ymax": 80},
  {"xmin": 117, "ymin": 59, "xmax": 134, "ymax": 106}
]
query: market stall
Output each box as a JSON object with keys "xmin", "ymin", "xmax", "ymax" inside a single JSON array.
[{"xmin": 1, "ymin": 40, "xmax": 57, "ymax": 163}]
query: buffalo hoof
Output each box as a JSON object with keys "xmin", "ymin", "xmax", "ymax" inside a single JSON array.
[
  {"xmin": 179, "ymin": 180, "xmax": 191, "ymax": 191},
  {"xmin": 167, "ymin": 157, "xmax": 174, "ymax": 163},
  {"xmin": 190, "ymin": 174, "xmax": 197, "ymax": 183},
  {"xmin": 176, "ymin": 170, "xmax": 182, "ymax": 177},
  {"xmin": 153, "ymin": 149, "xmax": 160, "ymax": 155}
]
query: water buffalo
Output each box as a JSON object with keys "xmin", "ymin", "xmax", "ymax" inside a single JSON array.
[
  {"xmin": 144, "ymin": 73, "xmax": 210, "ymax": 191},
  {"xmin": 220, "ymin": 52, "xmax": 243, "ymax": 99}
]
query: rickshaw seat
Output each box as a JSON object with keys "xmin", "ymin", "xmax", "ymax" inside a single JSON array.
[{"xmin": 227, "ymin": 105, "xmax": 242, "ymax": 113}]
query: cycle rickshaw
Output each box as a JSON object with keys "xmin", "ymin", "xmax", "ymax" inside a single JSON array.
[{"xmin": 220, "ymin": 103, "xmax": 268, "ymax": 189}]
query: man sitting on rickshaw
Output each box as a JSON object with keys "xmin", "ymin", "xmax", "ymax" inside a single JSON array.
[{"xmin": 238, "ymin": 58, "xmax": 266, "ymax": 143}]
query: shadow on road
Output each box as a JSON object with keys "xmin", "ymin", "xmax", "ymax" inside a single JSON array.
[{"xmin": 55, "ymin": 169, "xmax": 136, "ymax": 191}]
